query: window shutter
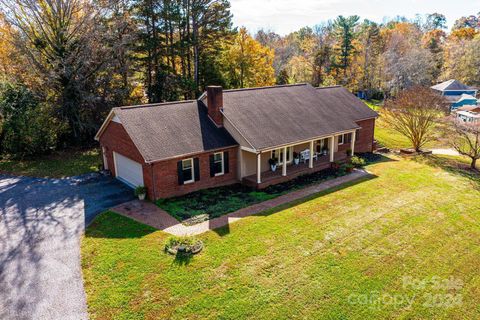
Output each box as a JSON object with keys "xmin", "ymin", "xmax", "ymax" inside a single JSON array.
[
  {"xmin": 194, "ymin": 157, "xmax": 200, "ymax": 181},
  {"xmin": 224, "ymin": 151, "xmax": 229, "ymax": 174},
  {"xmin": 209, "ymin": 154, "xmax": 215, "ymax": 177},
  {"xmin": 177, "ymin": 161, "xmax": 184, "ymax": 185}
]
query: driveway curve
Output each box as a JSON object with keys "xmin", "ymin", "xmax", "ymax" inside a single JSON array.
[{"xmin": 0, "ymin": 173, "xmax": 134, "ymax": 320}]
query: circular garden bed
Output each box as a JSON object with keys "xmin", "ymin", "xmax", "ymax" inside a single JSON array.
[{"xmin": 165, "ymin": 237, "xmax": 203, "ymax": 255}]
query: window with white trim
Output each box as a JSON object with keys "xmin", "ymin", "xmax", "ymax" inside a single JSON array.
[
  {"xmin": 271, "ymin": 147, "xmax": 292, "ymax": 165},
  {"xmin": 213, "ymin": 152, "xmax": 224, "ymax": 176},
  {"xmin": 182, "ymin": 158, "xmax": 194, "ymax": 184},
  {"xmin": 339, "ymin": 133, "xmax": 353, "ymax": 145},
  {"xmin": 345, "ymin": 133, "xmax": 352, "ymax": 143},
  {"xmin": 316, "ymin": 138, "xmax": 328, "ymax": 153}
]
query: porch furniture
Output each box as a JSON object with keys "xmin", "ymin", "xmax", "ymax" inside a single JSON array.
[{"xmin": 300, "ymin": 149, "xmax": 317, "ymax": 163}]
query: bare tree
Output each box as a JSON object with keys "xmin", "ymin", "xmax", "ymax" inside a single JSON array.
[
  {"xmin": 446, "ymin": 117, "xmax": 480, "ymax": 169},
  {"xmin": 383, "ymin": 86, "xmax": 447, "ymax": 151}
]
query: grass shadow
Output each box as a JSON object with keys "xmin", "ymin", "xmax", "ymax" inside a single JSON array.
[
  {"xmin": 411, "ymin": 154, "xmax": 480, "ymax": 190},
  {"xmin": 85, "ymin": 211, "xmax": 157, "ymax": 239},
  {"xmin": 207, "ymin": 173, "xmax": 378, "ymax": 236},
  {"xmin": 357, "ymin": 152, "xmax": 397, "ymax": 165},
  {"xmin": 253, "ymin": 174, "xmax": 378, "ymax": 219},
  {"xmin": 212, "ymin": 223, "xmax": 230, "ymax": 237},
  {"xmin": 172, "ymin": 252, "xmax": 194, "ymax": 266}
]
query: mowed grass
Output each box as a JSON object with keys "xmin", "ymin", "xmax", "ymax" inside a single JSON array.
[
  {"xmin": 0, "ymin": 148, "xmax": 101, "ymax": 178},
  {"xmin": 82, "ymin": 156, "xmax": 480, "ymax": 319},
  {"xmin": 365, "ymin": 100, "xmax": 448, "ymax": 150}
]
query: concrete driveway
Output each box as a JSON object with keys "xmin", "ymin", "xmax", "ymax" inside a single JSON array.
[{"xmin": 0, "ymin": 173, "xmax": 134, "ymax": 320}]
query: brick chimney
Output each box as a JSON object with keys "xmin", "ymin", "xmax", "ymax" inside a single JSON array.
[{"xmin": 206, "ymin": 85, "xmax": 223, "ymax": 127}]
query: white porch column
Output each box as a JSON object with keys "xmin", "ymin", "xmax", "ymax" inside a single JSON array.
[
  {"xmin": 282, "ymin": 146, "xmax": 287, "ymax": 176},
  {"xmin": 256, "ymin": 152, "xmax": 261, "ymax": 184},
  {"xmin": 351, "ymin": 130, "xmax": 356, "ymax": 156},
  {"xmin": 329, "ymin": 136, "xmax": 335, "ymax": 162},
  {"xmin": 309, "ymin": 140, "xmax": 314, "ymax": 168}
]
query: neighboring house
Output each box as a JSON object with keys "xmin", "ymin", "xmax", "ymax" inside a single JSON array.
[
  {"xmin": 452, "ymin": 94, "xmax": 478, "ymax": 109},
  {"xmin": 431, "ymin": 79, "xmax": 478, "ymax": 110},
  {"xmin": 95, "ymin": 84, "xmax": 378, "ymax": 200},
  {"xmin": 455, "ymin": 105, "xmax": 480, "ymax": 123}
]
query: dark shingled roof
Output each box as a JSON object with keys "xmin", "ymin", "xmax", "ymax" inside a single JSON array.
[
  {"xmin": 114, "ymin": 100, "xmax": 237, "ymax": 163},
  {"xmin": 315, "ymin": 85, "xmax": 379, "ymax": 120},
  {"xmin": 221, "ymin": 84, "xmax": 378, "ymax": 150},
  {"xmin": 431, "ymin": 79, "xmax": 474, "ymax": 91}
]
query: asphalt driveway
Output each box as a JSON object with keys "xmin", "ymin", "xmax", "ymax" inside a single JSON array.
[{"xmin": 0, "ymin": 173, "xmax": 134, "ymax": 320}]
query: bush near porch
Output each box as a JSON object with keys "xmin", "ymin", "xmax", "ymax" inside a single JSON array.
[
  {"xmin": 82, "ymin": 155, "xmax": 480, "ymax": 319},
  {"xmin": 157, "ymin": 154, "xmax": 384, "ymax": 222},
  {"xmin": 156, "ymin": 158, "xmax": 371, "ymax": 222}
]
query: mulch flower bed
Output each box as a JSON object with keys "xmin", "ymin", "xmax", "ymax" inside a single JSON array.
[{"xmin": 165, "ymin": 237, "xmax": 203, "ymax": 255}]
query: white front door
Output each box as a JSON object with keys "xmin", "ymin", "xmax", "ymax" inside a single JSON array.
[{"xmin": 113, "ymin": 152, "xmax": 144, "ymax": 188}]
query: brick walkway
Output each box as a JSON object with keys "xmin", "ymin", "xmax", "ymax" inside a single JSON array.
[{"xmin": 111, "ymin": 169, "xmax": 371, "ymax": 236}]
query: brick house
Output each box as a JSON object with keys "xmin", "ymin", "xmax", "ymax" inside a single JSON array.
[{"xmin": 95, "ymin": 83, "xmax": 378, "ymax": 200}]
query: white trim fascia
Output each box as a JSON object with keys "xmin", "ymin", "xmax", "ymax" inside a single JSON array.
[
  {"xmin": 258, "ymin": 128, "xmax": 359, "ymax": 153},
  {"xmin": 240, "ymin": 146, "xmax": 257, "ymax": 153},
  {"xmin": 207, "ymin": 114, "xmax": 224, "ymax": 128},
  {"xmin": 94, "ymin": 109, "xmax": 115, "ymax": 141}
]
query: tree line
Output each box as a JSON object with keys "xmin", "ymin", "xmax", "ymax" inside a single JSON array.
[
  {"xmin": 0, "ymin": 1, "xmax": 479, "ymax": 158},
  {"xmin": 256, "ymin": 12, "xmax": 480, "ymax": 98}
]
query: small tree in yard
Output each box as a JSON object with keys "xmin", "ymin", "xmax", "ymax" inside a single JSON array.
[
  {"xmin": 447, "ymin": 118, "xmax": 480, "ymax": 170},
  {"xmin": 383, "ymin": 86, "xmax": 447, "ymax": 152}
]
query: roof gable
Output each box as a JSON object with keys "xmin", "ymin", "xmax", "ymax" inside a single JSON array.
[
  {"xmin": 431, "ymin": 79, "xmax": 474, "ymax": 91},
  {"xmin": 458, "ymin": 94, "xmax": 477, "ymax": 102},
  {"xmin": 110, "ymin": 101, "xmax": 237, "ymax": 162}
]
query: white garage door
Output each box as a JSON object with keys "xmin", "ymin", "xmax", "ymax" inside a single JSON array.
[{"xmin": 113, "ymin": 152, "xmax": 144, "ymax": 188}]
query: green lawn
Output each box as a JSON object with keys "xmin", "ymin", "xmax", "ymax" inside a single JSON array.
[
  {"xmin": 364, "ymin": 99, "xmax": 383, "ymax": 111},
  {"xmin": 82, "ymin": 156, "xmax": 480, "ymax": 319},
  {"xmin": 365, "ymin": 99, "xmax": 413, "ymax": 149},
  {"xmin": 365, "ymin": 100, "xmax": 448, "ymax": 150},
  {"xmin": 374, "ymin": 116, "xmax": 413, "ymax": 149},
  {"xmin": 0, "ymin": 148, "xmax": 102, "ymax": 178}
]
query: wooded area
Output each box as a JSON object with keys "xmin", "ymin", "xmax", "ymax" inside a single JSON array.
[{"xmin": 0, "ymin": 1, "xmax": 479, "ymax": 158}]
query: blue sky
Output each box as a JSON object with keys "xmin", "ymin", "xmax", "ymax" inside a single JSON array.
[{"xmin": 230, "ymin": 0, "xmax": 480, "ymax": 35}]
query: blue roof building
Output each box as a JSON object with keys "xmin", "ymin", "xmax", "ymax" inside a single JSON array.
[{"xmin": 431, "ymin": 79, "xmax": 478, "ymax": 110}]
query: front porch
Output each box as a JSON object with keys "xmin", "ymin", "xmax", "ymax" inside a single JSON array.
[
  {"xmin": 239, "ymin": 130, "xmax": 357, "ymax": 189},
  {"xmin": 242, "ymin": 152, "xmax": 349, "ymax": 189}
]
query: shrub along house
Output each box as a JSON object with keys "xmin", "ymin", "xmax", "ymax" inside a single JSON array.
[{"xmin": 95, "ymin": 83, "xmax": 378, "ymax": 200}]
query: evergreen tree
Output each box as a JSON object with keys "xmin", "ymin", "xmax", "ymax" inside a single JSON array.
[{"xmin": 332, "ymin": 15, "xmax": 360, "ymax": 82}]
